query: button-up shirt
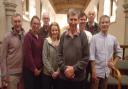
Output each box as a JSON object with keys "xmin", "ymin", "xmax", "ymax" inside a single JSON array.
[{"xmin": 90, "ymin": 32, "xmax": 122, "ymax": 78}]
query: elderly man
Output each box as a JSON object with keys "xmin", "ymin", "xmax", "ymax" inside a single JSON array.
[
  {"xmin": 57, "ymin": 8, "xmax": 89, "ymax": 89},
  {"xmin": 86, "ymin": 10, "xmax": 100, "ymax": 35},
  {"xmin": 1, "ymin": 13, "xmax": 24, "ymax": 89},
  {"xmin": 39, "ymin": 12, "xmax": 50, "ymax": 38}
]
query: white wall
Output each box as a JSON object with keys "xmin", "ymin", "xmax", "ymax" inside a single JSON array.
[{"xmin": 109, "ymin": 0, "xmax": 125, "ymax": 44}]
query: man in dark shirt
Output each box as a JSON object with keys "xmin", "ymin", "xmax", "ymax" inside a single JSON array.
[
  {"xmin": 38, "ymin": 12, "xmax": 50, "ymax": 38},
  {"xmin": 86, "ymin": 10, "xmax": 100, "ymax": 35},
  {"xmin": 58, "ymin": 8, "xmax": 89, "ymax": 89}
]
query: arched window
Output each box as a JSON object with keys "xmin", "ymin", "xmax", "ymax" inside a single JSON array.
[
  {"xmin": 22, "ymin": 0, "xmax": 36, "ymax": 21},
  {"xmin": 22, "ymin": 0, "xmax": 29, "ymax": 20},
  {"xmin": 29, "ymin": 0, "xmax": 36, "ymax": 19},
  {"xmin": 103, "ymin": 0, "xmax": 117, "ymax": 22}
]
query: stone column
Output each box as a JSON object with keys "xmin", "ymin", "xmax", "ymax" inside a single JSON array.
[
  {"xmin": 123, "ymin": 0, "xmax": 128, "ymax": 44},
  {"xmin": 123, "ymin": 0, "xmax": 128, "ymax": 59},
  {"xmin": 4, "ymin": 1, "xmax": 17, "ymax": 31}
]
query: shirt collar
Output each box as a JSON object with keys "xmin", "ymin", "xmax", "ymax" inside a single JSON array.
[
  {"xmin": 46, "ymin": 37, "xmax": 52, "ymax": 44},
  {"xmin": 65, "ymin": 29, "xmax": 80, "ymax": 37},
  {"xmin": 29, "ymin": 30, "xmax": 39, "ymax": 39},
  {"xmin": 99, "ymin": 31, "xmax": 108, "ymax": 37},
  {"xmin": 46, "ymin": 37, "xmax": 60, "ymax": 47},
  {"xmin": 11, "ymin": 27, "xmax": 24, "ymax": 36},
  {"xmin": 43, "ymin": 25, "xmax": 49, "ymax": 31},
  {"xmin": 88, "ymin": 22, "xmax": 95, "ymax": 27}
]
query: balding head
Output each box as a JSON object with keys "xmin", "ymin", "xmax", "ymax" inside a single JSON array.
[
  {"xmin": 87, "ymin": 10, "xmax": 96, "ymax": 22},
  {"xmin": 43, "ymin": 12, "xmax": 49, "ymax": 18},
  {"xmin": 42, "ymin": 12, "xmax": 50, "ymax": 26}
]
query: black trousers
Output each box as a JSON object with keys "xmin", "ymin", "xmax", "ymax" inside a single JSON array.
[
  {"xmin": 85, "ymin": 61, "xmax": 92, "ymax": 81},
  {"xmin": 42, "ymin": 73, "xmax": 59, "ymax": 89},
  {"xmin": 57, "ymin": 79, "xmax": 85, "ymax": 89},
  {"xmin": 23, "ymin": 68, "xmax": 42, "ymax": 89},
  {"xmin": 90, "ymin": 77, "xmax": 108, "ymax": 89}
]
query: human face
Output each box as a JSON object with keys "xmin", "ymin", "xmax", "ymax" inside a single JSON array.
[
  {"xmin": 68, "ymin": 15, "xmax": 78, "ymax": 30},
  {"xmin": 79, "ymin": 16, "xmax": 87, "ymax": 29},
  {"xmin": 51, "ymin": 25, "xmax": 59, "ymax": 39},
  {"xmin": 99, "ymin": 17, "xmax": 110, "ymax": 33},
  {"xmin": 12, "ymin": 16, "xmax": 22, "ymax": 32},
  {"xmin": 31, "ymin": 18, "xmax": 40, "ymax": 33},
  {"xmin": 88, "ymin": 11, "xmax": 95, "ymax": 22},
  {"xmin": 43, "ymin": 15, "xmax": 50, "ymax": 26}
]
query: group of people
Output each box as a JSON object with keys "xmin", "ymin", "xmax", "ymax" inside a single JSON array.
[{"xmin": 0, "ymin": 8, "xmax": 122, "ymax": 89}]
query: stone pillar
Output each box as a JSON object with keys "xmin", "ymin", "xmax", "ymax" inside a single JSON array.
[
  {"xmin": 0, "ymin": 0, "xmax": 6, "ymax": 41},
  {"xmin": 123, "ymin": 0, "xmax": 128, "ymax": 59},
  {"xmin": 4, "ymin": 1, "xmax": 17, "ymax": 31},
  {"xmin": 123, "ymin": 0, "xmax": 128, "ymax": 44}
]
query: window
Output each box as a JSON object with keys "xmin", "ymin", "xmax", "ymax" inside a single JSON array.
[
  {"xmin": 22, "ymin": 0, "xmax": 36, "ymax": 21},
  {"xmin": 22, "ymin": 0, "xmax": 29, "ymax": 16},
  {"xmin": 110, "ymin": 0, "xmax": 117, "ymax": 22},
  {"xmin": 29, "ymin": 0, "xmax": 36, "ymax": 19},
  {"xmin": 104, "ymin": 0, "xmax": 111, "ymax": 16},
  {"xmin": 22, "ymin": 0, "xmax": 29, "ymax": 21},
  {"xmin": 103, "ymin": 0, "xmax": 117, "ymax": 22}
]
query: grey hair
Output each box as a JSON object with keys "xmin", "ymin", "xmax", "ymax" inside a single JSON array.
[
  {"xmin": 67, "ymin": 8, "xmax": 80, "ymax": 18},
  {"xmin": 99, "ymin": 15, "xmax": 110, "ymax": 24},
  {"xmin": 11, "ymin": 13, "xmax": 22, "ymax": 23}
]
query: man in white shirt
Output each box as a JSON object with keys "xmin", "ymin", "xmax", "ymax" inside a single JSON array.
[
  {"xmin": 78, "ymin": 11, "xmax": 92, "ymax": 43},
  {"xmin": 78, "ymin": 11, "xmax": 92, "ymax": 89},
  {"xmin": 90, "ymin": 15, "xmax": 122, "ymax": 89}
]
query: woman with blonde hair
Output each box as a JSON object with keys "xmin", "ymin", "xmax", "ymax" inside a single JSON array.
[{"xmin": 42, "ymin": 22, "xmax": 60, "ymax": 89}]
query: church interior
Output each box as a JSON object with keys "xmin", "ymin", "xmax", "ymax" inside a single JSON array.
[{"xmin": 0, "ymin": 0, "xmax": 128, "ymax": 89}]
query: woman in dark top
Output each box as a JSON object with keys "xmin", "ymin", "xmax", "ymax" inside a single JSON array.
[{"xmin": 23, "ymin": 16, "xmax": 43, "ymax": 89}]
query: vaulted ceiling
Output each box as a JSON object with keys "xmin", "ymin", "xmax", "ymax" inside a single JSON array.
[{"xmin": 49, "ymin": 0, "xmax": 91, "ymax": 14}]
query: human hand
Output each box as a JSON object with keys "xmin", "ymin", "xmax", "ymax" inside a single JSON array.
[
  {"xmin": 52, "ymin": 71, "xmax": 60, "ymax": 79},
  {"xmin": 34, "ymin": 68, "xmax": 41, "ymax": 76},
  {"xmin": 2, "ymin": 76, "xmax": 9, "ymax": 88},
  {"xmin": 108, "ymin": 61, "xmax": 114, "ymax": 69},
  {"xmin": 64, "ymin": 66, "xmax": 75, "ymax": 79},
  {"xmin": 92, "ymin": 71, "xmax": 97, "ymax": 81}
]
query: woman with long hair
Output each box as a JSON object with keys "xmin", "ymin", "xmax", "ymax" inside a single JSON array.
[
  {"xmin": 42, "ymin": 22, "xmax": 60, "ymax": 89},
  {"xmin": 23, "ymin": 16, "xmax": 43, "ymax": 89}
]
